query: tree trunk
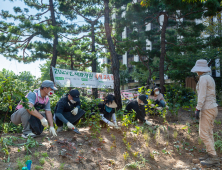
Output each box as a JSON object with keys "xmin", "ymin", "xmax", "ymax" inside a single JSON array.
[
  {"xmin": 104, "ymin": 0, "xmax": 122, "ymax": 110},
  {"xmin": 146, "ymin": 69, "xmax": 152, "ymax": 88},
  {"xmin": 159, "ymin": 13, "xmax": 168, "ymax": 94},
  {"xmin": 71, "ymin": 55, "xmax": 74, "ymax": 70},
  {"xmin": 91, "ymin": 23, "xmax": 98, "ymax": 99},
  {"xmin": 49, "ymin": 0, "xmax": 58, "ymax": 81}
]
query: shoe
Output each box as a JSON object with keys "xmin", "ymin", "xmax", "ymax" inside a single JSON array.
[
  {"xmin": 145, "ymin": 120, "xmax": 152, "ymax": 126},
  {"xmin": 199, "ymin": 153, "xmax": 210, "ymax": 161},
  {"xmin": 57, "ymin": 126, "xmax": 63, "ymax": 132},
  {"xmin": 22, "ymin": 132, "xmax": 36, "ymax": 139},
  {"xmin": 200, "ymin": 154, "xmax": 220, "ymax": 167}
]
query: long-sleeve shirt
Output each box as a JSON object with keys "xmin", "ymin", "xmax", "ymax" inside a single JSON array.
[
  {"xmin": 125, "ymin": 100, "xmax": 146, "ymax": 122},
  {"xmin": 91, "ymin": 103, "xmax": 116, "ymax": 124},
  {"xmin": 54, "ymin": 94, "xmax": 81, "ymax": 124},
  {"xmin": 196, "ymin": 73, "xmax": 218, "ymax": 111},
  {"xmin": 148, "ymin": 93, "xmax": 166, "ymax": 103}
]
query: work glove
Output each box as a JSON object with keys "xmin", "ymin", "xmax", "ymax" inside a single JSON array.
[
  {"xmin": 114, "ymin": 122, "xmax": 120, "ymax": 130},
  {"xmin": 107, "ymin": 121, "xmax": 115, "ymax": 127},
  {"xmin": 166, "ymin": 105, "xmax": 169, "ymax": 110},
  {"xmin": 49, "ymin": 127, "xmax": 57, "ymax": 137},
  {"xmin": 67, "ymin": 122, "xmax": 75, "ymax": 129},
  {"xmin": 71, "ymin": 107, "xmax": 78, "ymax": 116},
  {"xmin": 145, "ymin": 120, "xmax": 152, "ymax": 126},
  {"xmin": 40, "ymin": 118, "xmax": 48, "ymax": 127},
  {"xmin": 156, "ymin": 107, "xmax": 163, "ymax": 111},
  {"xmin": 150, "ymin": 104, "xmax": 155, "ymax": 108},
  {"xmin": 195, "ymin": 109, "xmax": 200, "ymax": 119}
]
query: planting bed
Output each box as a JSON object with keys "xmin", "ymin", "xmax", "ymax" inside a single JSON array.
[{"xmin": 0, "ymin": 107, "xmax": 222, "ymax": 170}]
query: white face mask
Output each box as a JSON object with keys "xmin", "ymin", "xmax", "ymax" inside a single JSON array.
[
  {"xmin": 155, "ymin": 91, "xmax": 160, "ymax": 95},
  {"xmin": 48, "ymin": 91, "xmax": 54, "ymax": 96},
  {"xmin": 70, "ymin": 100, "xmax": 76, "ymax": 104}
]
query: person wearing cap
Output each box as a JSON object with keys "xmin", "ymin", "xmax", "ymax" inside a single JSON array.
[
  {"xmin": 11, "ymin": 80, "xmax": 57, "ymax": 138},
  {"xmin": 91, "ymin": 94, "xmax": 120, "ymax": 129},
  {"xmin": 191, "ymin": 59, "xmax": 219, "ymax": 167},
  {"xmin": 54, "ymin": 89, "xmax": 85, "ymax": 133},
  {"xmin": 125, "ymin": 94, "xmax": 152, "ymax": 126},
  {"xmin": 148, "ymin": 86, "xmax": 169, "ymax": 111}
]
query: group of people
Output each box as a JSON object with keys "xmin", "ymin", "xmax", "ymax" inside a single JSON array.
[{"xmin": 11, "ymin": 59, "xmax": 219, "ymax": 167}]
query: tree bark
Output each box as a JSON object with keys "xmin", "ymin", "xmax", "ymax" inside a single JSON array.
[
  {"xmin": 49, "ymin": 0, "xmax": 58, "ymax": 81},
  {"xmin": 91, "ymin": 23, "xmax": 98, "ymax": 98},
  {"xmin": 159, "ymin": 13, "xmax": 168, "ymax": 94},
  {"xmin": 104, "ymin": 0, "xmax": 122, "ymax": 110},
  {"xmin": 70, "ymin": 55, "xmax": 74, "ymax": 70}
]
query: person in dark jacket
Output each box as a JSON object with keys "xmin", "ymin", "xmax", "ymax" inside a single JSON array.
[
  {"xmin": 125, "ymin": 94, "xmax": 152, "ymax": 126},
  {"xmin": 54, "ymin": 89, "xmax": 85, "ymax": 133},
  {"xmin": 91, "ymin": 94, "xmax": 120, "ymax": 129}
]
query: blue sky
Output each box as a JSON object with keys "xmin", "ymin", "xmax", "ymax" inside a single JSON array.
[{"xmin": 0, "ymin": 0, "xmax": 98, "ymax": 78}]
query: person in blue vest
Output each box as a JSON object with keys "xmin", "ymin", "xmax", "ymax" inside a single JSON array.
[
  {"xmin": 11, "ymin": 80, "xmax": 57, "ymax": 138},
  {"xmin": 54, "ymin": 89, "xmax": 85, "ymax": 134}
]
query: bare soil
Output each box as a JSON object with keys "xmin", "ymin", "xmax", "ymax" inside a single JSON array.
[{"xmin": 1, "ymin": 107, "xmax": 222, "ymax": 170}]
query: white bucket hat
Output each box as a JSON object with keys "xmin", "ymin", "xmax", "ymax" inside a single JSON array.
[{"xmin": 191, "ymin": 59, "xmax": 211, "ymax": 73}]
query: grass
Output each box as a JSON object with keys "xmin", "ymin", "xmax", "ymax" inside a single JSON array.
[
  {"xmin": 24, "ymin": 155, "xmax": 31, "ymax": 162},
  {"xmin": 34, "ymin": 151, "xmax": 40, "ymax": 158}
]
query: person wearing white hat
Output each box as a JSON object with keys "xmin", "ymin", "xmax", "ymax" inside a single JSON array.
[
  {"xmin": 191, "ymin": 59, "xmax": 219, "ymax": 167},
  {"xmin": 90, "ymin": 94, "xmax": 120, "ymax": 129}
]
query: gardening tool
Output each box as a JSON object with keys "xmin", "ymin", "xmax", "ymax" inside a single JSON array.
[
  {"xmin": 22, "ymin": 167, "xmax": 28, "ymax": 170},
  {"xmin": 72, "ymin": 128, "xmax": 81, "ymax": 135},
  {"xmin": 25, "ymin": 160, "xmax": 32, "ymax": 170}
]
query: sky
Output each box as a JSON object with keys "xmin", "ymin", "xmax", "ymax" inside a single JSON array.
[{"xmin": 0, "ymin": 0, "xmax": 101, "ymax": 78}]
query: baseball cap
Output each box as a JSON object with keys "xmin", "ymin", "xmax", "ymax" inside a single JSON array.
[
  {"xmin": 69, "ymin": 89, "xmax": 80, "ymax": 102},
  {"xmin": 41, "ymin": 80, "xmax": 58, "ymax": 90},
  {"xmin": 139, "ymin": 94, "xmax": 148, "ymax": 105}
]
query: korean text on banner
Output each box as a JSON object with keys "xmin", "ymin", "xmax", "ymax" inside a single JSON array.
[{"xmin": 52, "ymin": 67, "xmax": 114, "ymax": 89}]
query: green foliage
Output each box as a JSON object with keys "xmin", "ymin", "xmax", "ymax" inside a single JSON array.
[
  {"xmin": 41, "ymin": 152, "xmax": 48, "ymax": 158},
  {"xmin": 16, "ymin": 158, "xmax": 24, "ymax": 169},
  {"xmin": 39, "ymin": 158, "xmax": 46, "ymax": 165},
  {"xmin": 35, "ymin": 165, "xmax": 43, "ymax": 170}
]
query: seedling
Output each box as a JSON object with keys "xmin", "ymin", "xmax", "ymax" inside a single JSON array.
[
  {"xmin": 132, "ymin": 151, "xmax": 139, "ymax": 157},
  {"xmin": 122, "ymin": 137, "xmax": 127, "ymax": 144},
  {"xmin": 198, "ymin": 137, "xmax": 202, "ymax": 145},
  {"xmin": 41, "ymin": 152, "xmax": 48, "ymax": 158},
  {"xmin": 34, "ymin": 151, "xmax": 40, "ymax": 158},
  {"xmin": 149, "ymin": 152, "xmax": 154, "ymax": 159},
  {"xmin": 59, "ymin": 163, "xmax": 65, "ymax": 170},
  {"xmin": 174, "ymin": 145, "xmax": 180, "ymax": 152},
  {"xmin": 126, "ymin": 142, "xmax": 131, "ymax": 151},
  {"xmin": 24, "ymin": 155, "xmax": 31, "ymax": 162},
  {"xmin": 35, "ymin": 165, "xmax": 43, "ymax": 170},
  {"xmin": 39, "ymin": 158, "xmax": 45, "ymax": 165},
  {"xmin": 173, "ymin": 130, "xmax": 178, "ymax": 139},
  {"xmin": 16, "ymin": 158, "xmax": 24, "ymax": 169},
  {"xmin": 123, "ymin": 152, "xmax": 129, "ymax": 160},
  {"xmin": 111, "ymin": 134, "xmax": 116, "ymax": 140}
]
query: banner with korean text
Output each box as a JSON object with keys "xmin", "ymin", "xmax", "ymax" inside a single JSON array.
[{"xmin": 52, "ymin": 67, "xmax": 114, "ymax": 89}]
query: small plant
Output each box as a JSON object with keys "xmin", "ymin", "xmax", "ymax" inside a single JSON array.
[
  {"xmin": 198, "ymin": 137, "xmax": 202, "ymax": 145},
  {"xmin": 24, "ymin": 155, "xmax": 32, "ymax": 162},
  {"xmin": 132, "ymin": 151, "xmax": 139, "ymax": 157},
  {"xmin": 16, "ymin": 158, "xmax": 24, "ymax": 169},
  {"xmin": 173, "ymin": 130, "xmax": 178, "ymax": 139},
  {"xmin": 149, "ymin": 152, "xmax": 154, "ymax": 159},
  {"xmin": 111, "ymin": 134, "xmax": 116, "ymax": 140},
  {"xmin": 41, "ymin": 152, "xmax": 48, "ymax": 158},
  {"xmin": 122, "ymin": 137, "xmax": 127, "ymax": 144},
  {"xmin": 59, "ymin": 163, "xmax": 65, "ymax": 170},
  {"xmin": 126, "ymin": 142, "xmax": 132, "ymax": 151},
  {"xmin": 107, "ymin": 127, "xmax": 110, "ymax": 133},
  {"xmin": 215, "ymin": 120, "xmax": 221, "ymax": 125},
  {"xmin": 34, "ymin": 151, "xmax": 40, "ymax": 158},
  {"xmin": 35, "ymin": 165, "xmax": 43, "ymax": 170},
  {"xmin": 123, "ymin": 152, "xmax": 129, "ymax": 160},
  {"xmin": 39, "ymin": 158, "xmax": 46, "ymax": 165},
  {"xmin": 124, "ymin": 161, "xmax": 142, "ymax": 169}
]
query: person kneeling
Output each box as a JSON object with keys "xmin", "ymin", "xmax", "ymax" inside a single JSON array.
[
  {"xmin": 148, "ymin": 87, "xmax": 168, "ymax": 112},
  {"xmin": 125, "ymin": 94, "xmax": 152, "ymax": 126},
  {"xmin": 54, "ymin": 89, "xmax": 85, "ymax": 134},
  {"xmin": 91, "ymin": 94, "xmax": 120, "ymax": 129},
  {"xmin": 11, "ymin": 80, "xmax": 57, "ymax": 138}
]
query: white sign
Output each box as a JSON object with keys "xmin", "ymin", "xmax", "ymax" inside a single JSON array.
[{"xmin": 52, "ymin": 67, "xmax": 114, "ymax": 89}]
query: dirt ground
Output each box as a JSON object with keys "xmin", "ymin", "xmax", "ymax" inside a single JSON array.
[{"xmin": 1, "ymin": 107, "xmax": 222, "ymax": 170}]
